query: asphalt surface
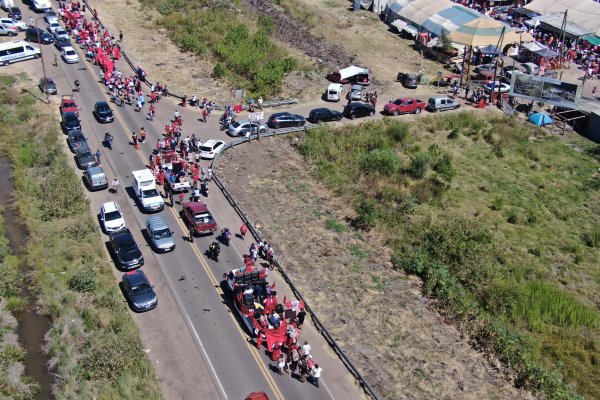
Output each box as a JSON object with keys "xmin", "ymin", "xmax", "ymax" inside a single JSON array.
[{"xmin": 3, "ymin": 3, "xmax": 369, "ymax": 399}]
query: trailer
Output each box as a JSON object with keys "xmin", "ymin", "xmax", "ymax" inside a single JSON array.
[{"xmin": 327, "ymin": 65, "xmax": 370, "ymax": 85}]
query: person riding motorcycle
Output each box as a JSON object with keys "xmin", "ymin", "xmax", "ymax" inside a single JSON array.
[
  {"xmin": 103, "ymin": 131, "xmax": 113, "ymax": 150},
  {"xmin": 74, "ymin": 79, "xmax": 80, "ymax": 92},
  {"xmin": 221, "ymin": 228, "xmax": 231, "ymax": 246},
  {"xmin": 208, "ymin": 241, "xmax": 220, "ymax": 262}
]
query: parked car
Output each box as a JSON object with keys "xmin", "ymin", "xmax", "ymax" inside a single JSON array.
[
  {"xmin": 227, "ymin": 119, "xmax": 267, "ymax": 137},
  {"xmin": 522, "ymin": 62, "xmax": 540, "ymax": 76},
  {"xmin": 182, "ymin": 202, "xmax": 217, "ymax": 236},
  {"xmin": 266, "ymin": 112, "xmax": 306, "ymax": 129},
  {"xmin": 396, "ymin": 72, "xmax": 419, "ymax": 89},
  {"xmin": 198, "ymin": 139, "xmax": 225, "ymax": 159},
  {"xmin": 60, "ymin": 95, "xmax": 78, "ymax": 115},
  {"xmin": 8, "ymin": 7, "xmax": 22, "ymax": 20},
  {"xmin": 53, "ymin": 37, "xmax": 71, "ymax": 50},
  {"xmin": 61, "ymin": 111, "xmax": 81, "ymax": 132},
  {"xmin": 307, "ymin": 108, "xmax": 343, "ymax": 123},
  {"xmin": 0, "ymin": 23, "xmax": 17, "ymax": 36},
  {"xmin": 67, "ymin": 129, "xmax": 87, "ymax": 152},
  {"xmin": 44, "ymin": 11, "xmax": 59, "ymax": 24},
  {"xmin": 47, "ymin": 21, "xmax": 61, "ymax": 34},
  {"xmin": 343, "ymin": 102, "xmax": 375, "ymax": 119},
  {"xmin": 100, "ymin": 201, "xmax": 126, "ymax": 233},
  {"xmin": 483, "ymin": 81, "xmax": 511, "ymax": 93},
  {"xmin": 53, "ymin": 28, "xmax": 68, "ymax": 41},
  {"xmin": 39, "ymin": 76, "xmax": 57, "ymax": 94},
  {"xmin": 26, "ymin": 27, "xmax": 54, "ymax": 44},
  {"xmin": 474, "ymin": 63, "xmax": 496, "ymax": 73},
  {"xmin": 348, "ymin": 84, "xmax": 363, "ymax": 101},
  {"xmin": 61, "ymin": 46, "xmax": 79, "ymax": 63},
  {"xmin": 93, "ymin": 101, "xmax": 114, "ymax": 123},
  {"xmin": 121, "ymin": 270, "xmax": 158, "ymax": 312},
  {"xmin": 383, "ymin": 97, "xmax": 426, "ymax": 116},
  {"xmin": 83, "ymin": 165, "xmax": 108, "ymax": 191},
  {"xmin": 74, "ymin": 146, "xmax": 97, "ymax": 169},
  {"xmin": 109, "ymin": 228, "xmax": 144, "ymax": 270},
  {"xmin": 146, "ymin": 215, "xmax": 175, "ymax": 253},
  {"xmin": 426, "ymin": 96, "xmax": 460, "ymax": 112},
  {"xmin": 0, "ymin": 17, "xmax": 27, "ymax": 31}
]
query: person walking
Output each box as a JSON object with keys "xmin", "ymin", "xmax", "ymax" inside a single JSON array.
[
  {"xmin": 202, "ymin": 107, "xmax": 208, "ymax": 123},
  {"xmin": 301, "ymin": 341, "xmax": 311, "ymax": 357},
  {"xmin": 119, "ymin": 30, "xmax": 123, "ymax": 42},
  {"xmin": 148, "ymin": 103, "xmax": 156, "ymax": 121},
  {"xmin": 111, "ymin": 177, "xmax": 120, "ymax": 194},
  {"xmin": 140, "ymin": 127, "xmax": 146, "ymax": 143},
  {"xmin": 276, "ymin": 353, "xmax": 286, "ymax": 375},
  {"xmin": 593, "ymin": 86, "xmax": 597, "ymax": 97},
  {"xmin": 95, "ymin": 149, "xmax": 101, "ymax": 165},
  {"xmin": 258, "ymin": 96, "xmax": 263, "ymax": 110},
  {"xmin": 240, "ymin": 223, "xmax": 247, "ymax": 239},
  {"xmin": 310, "ymin": 364, "xmax": 323, "ymax": 388},
  {"xmin": 296, "ymin": 307, "xmax": 306, "ymax": 329}
]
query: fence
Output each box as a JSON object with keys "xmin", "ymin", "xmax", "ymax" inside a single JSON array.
[{"xmin": 211, "ymin": 127, "xmax": 381, "ymax": 400}]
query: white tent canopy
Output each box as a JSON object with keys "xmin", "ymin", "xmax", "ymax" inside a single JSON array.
[{"xmin": 524, "ymin": 0, "xmax": 600, "ymax": 36}]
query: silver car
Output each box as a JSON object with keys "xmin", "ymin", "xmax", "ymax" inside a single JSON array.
[
  {"xmin": 146, "ymin": 215, "xmax": 175, "ymax": 253},
  {"xmin": 227, "ymin": 119, "xmax": 267, "ymax": 137}
]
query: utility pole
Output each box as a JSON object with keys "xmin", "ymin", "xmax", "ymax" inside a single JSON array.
[
  {"xmin": 34, "ymin": 17, "xmax": 48, "ymax": 100},
  {"xmin": 490, "ymin": 26, "xmax": 506, "ymax": 106},
  {"xmin": 558, "ymin": 9, "xmax": 568, "ymax": 80}
]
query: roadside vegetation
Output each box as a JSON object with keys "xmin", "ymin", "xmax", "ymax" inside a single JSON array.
[
  {"xmin": 0, "ymin": 75, "xmax": 162, "ymax": 399},
  {"xmin": 0, "ymin": 212, "xmax": 37, "ymax": 399},
  {"xmin": 140, "ymin": 0, "xmax": 297, "ymax": 96},
  {"xmin": 299, "ymin": 112, "xmax": 600, "ymax": 399}
]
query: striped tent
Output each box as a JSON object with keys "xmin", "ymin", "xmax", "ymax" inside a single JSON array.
[{"xmin": 450, "ymin": 18, "xmax": 525, "ymax": 46}]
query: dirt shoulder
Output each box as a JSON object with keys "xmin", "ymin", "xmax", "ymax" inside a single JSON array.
[{"xmin": 217, "ymin": 136, "xmax": 533, "ymax": 400}]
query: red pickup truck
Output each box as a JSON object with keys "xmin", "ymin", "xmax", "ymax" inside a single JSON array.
[
  {"xmin": 60, "ymin": 95, "xmax": 78, "ymax": 116},
  {"xmin": 182, "ymin": 202, "xmax": 217, "ymax": 237},
  {"xmin": 383, "ymin": 97, "xmax": 425, "ymax": 116}
]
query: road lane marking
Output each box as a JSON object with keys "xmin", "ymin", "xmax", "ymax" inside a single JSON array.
[{"xmin": 74, "ymin": 45, "xmax": 285, "ymax": 400}]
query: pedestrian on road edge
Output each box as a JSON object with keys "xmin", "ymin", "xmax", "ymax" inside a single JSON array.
[
  {"xmin": 95, "ymin": 149, "xmax": 101, "ymax": 165},
  {"xmin": 240, "ymin": 223, "xmax": 247, "ymax": 239},
  {"xmin": 310, "ymin": 364, "xmax": 322, "ymax": 388}
]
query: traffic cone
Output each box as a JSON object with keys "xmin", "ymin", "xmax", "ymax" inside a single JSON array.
[{"xmin": 136, "ymin": 142, "xmax": 140, "ymax": 150}]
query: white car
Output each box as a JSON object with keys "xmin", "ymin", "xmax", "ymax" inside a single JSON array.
[
  {"xmin": 0, "ymin": 17, "xmax": 26, "ymax": 31},
  {"xmin": 44, "ymin": 12, "xmax": 59, "ymax": 24},
  {"xmin": 47, "ymin": 21, "xmax": 61, "ymax": 34},
  {"xmin": 53, "ymin": 27, "xmax": 68, "ymax": 41},
  {"xmin": 474, "ymin": 63, "xmax": 496, "ymax": 73},
  {"xmin": 484, "ymin": 81, "xmax": 511, "ymax": 93},
  {"xmin": 198, "ymin": 139, "xmax": 225, "ymax": 159},
  {"xmin": 100, "ymin": 201, "xmax": 126, "ymax": 233},
  {"xmin": 61, "ymin": 46, "xmax": 79, "ymax": 63}
]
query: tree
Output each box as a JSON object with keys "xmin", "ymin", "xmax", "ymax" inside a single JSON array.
[{"xmin": 439, "ymin": 28, "xmax": 452, "ymax": 54}]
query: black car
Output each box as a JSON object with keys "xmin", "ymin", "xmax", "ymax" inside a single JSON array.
[
  {"xmin": 121, "ymin": 270, "xmax": 158, "ymax": 312},
  {"xmin": 397, "ymin": 72, "xmax": 419, "ymax": 89},
  {"xmin": 266, "ymin": 112, "xmax": 306, "ymax": 129},
  {"xmin": 109, "ymin": 228, "xmax": 144, "ymax": 270},
  {"xmin": 75, "ymin": 146, "xmax": 97, "ymax": 169},
  {"xmin": 67, "ymin": 129, "xmax": 87, "ymax": 152},
  {"xmin": 93, "ymin": 101, "xmax": 114, "ymax": 123},
  {"xmin": 39, "ymin": 77, "xmax": 57, "ymax": 95},
  {"xmin": 26, "ymin": 27, "xmax": 54, "ymax": 44},
  {"xmin": 61, "ymin": 112, "xmax": 81, "ymax": 132},
  {"xmin": 8, "ymin": 7, "xmax": 22, "ymax": 20},
  {"xmin": 343, "ymin": 102, "xmax": 375, "ymax": 119},
  {"xmin": 307, "ymin": 108, "xmax": 343, "ymax": 123},
  {"xmin": 54, "ymin": 37, "xmax": 72, "ymax": 50}
]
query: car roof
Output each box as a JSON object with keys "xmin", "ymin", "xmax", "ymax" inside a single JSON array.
[
  {"xmin": 102, "ymin": 201, "xmax": 120, "ymax": 213},
  {"xmin": 270, "ymin": 112, "xmax": 291, "ymax": 118},
  {"xmin": 185, "ymin": 202, "xmax": 209, "ymax": 213},
  {"xmin": 110, "ymin": 227, "xmax": 133, "ymax": 240},
  {"xmin": 86, "ymin": 165, "xmax": 104, "ymax": 174},
  {"xmin": 76, "ymin": 146, "xmax": 91, "ymax": 154},
  {"xmin": 63, "ymin": 111, "xmax": 78, "ymax": 117},
  {"xmin": 147, "ymin": 215, "xmax": 168, "ymax": 229},
  {"xmin": 95, "ymin": 101, "xmax": 109, "ymax": 107},
  {"xmin": 124, "ymin": 269, "xmax": 148, "ymax": 286},
  {"xmin": 62, "ymin": 46, "xmax": 75, "ymax": 51},
  {"xmin": 348, "ymin": 102, "xmax": 371, "ymax": 107}
]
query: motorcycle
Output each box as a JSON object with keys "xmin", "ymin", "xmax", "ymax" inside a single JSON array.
[
  {"xmin": 219, "ymin": 114, "xmax": 235, "ymax": 131},
  {"xmin": 103, "ymin": 132, "xmax": 113, "ymax": 150},
  {"xmin": 221, "ymin": 228, "xmax": 231, "ymax": 246},
  {"xmin": 201, "ymin": 181, "xmax": 209, "ymax": 197},
  {"xmin": 208, "ymin": 242, "xmax": 220, "ymax": 262}
]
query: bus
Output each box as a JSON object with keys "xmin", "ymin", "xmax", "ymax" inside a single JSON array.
[{"xmin": 0, "ymin": 40, "xmax": 41, "ymax": 66}]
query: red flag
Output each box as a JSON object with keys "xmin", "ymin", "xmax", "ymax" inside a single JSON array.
[
  {"xmin": 270, "ymin": 281, "xmax": 276, "ymax": 289},
  {"xmin": 282, "ymin": 295, "xmax": 287, "ymax": 305}
]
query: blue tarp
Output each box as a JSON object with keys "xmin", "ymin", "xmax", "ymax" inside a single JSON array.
[{"xmin": 528, "ymin": 112, "xmax": 553, "ymax": 126}]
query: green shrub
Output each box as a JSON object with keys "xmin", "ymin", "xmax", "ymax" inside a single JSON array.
[
  {"xmin": 325, "ymin": 218, "xmax": 348, "ymax": 233},
  {"xmin": 212, "ymin": 63, "xmax": 226, "ymax": 78},
  {"xmin": 386, "ymin": 123, "xmax": 410, "ymax": 143},
  {"xmin": 257, "ymin": 15, "xmax": 274, "ymax": 35},
  {"xmin": 68, "ymin": 270, "xmax": 97, "ymax": 293},
  {"xmin": 362, "ymin": 148, "xmax": 401, "ymax": 176},
  {"xmin": 40, "ymin": 164, "xmax": 88, "ymax": 221},
  {"xmin": 409, "ymin": 151, "xmax": 431, "ymax": 179},
  {"xmin": 583, "ymin": 226, "xmax": 600, "ymax": 247},
  {"xmin": 490, "ymin": 197, "xmax": 504, "ymax": 211},
  {"xmin": 354, "ymin": 198, "xmax": 378, "ymax": 230}
]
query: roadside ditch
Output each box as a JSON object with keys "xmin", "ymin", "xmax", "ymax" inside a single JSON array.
[{"xmin": 0, "ymin": 156, "xmax": 53, "ymax": 400}]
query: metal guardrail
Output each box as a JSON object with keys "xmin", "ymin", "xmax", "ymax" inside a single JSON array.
[
  {"xmin": 211, "ymin": 126, "xmax": 381, "ymax": 400},
  {"xmin": 84, "ymin": 4, "xmax": 378, "ymax": 397}
]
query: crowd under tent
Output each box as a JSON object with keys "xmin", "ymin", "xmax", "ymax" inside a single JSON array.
[{"xmin": 527, "ymin": 15, "xmax": 593, "ymax": 39}]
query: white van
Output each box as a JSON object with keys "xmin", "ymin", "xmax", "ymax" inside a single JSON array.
[
  {"xmin": 132, "ymin": 169, "xmax": 164, "ymax": 212},
  {"xmin": 326, "ymin": 83, "xmax": 343, "ymax": 102},
  {"xmin": 0, "ymin": 40, "xmax": 40, "ymax": 66}
]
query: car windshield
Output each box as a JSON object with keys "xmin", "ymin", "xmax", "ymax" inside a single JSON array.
[
  {"xmin": 73, "ymin": 134, "xmax": 84, "ymax": 141},
  {"xmin": 230, "ymin": 121, "xmax": 241, "ymax": 128},
  {"xmin": 131, "ymin": 282, "xmax": 151, "ymax": 295},
  {"xmin": 119, "ymin": 239, "xmax": 137, "ymax": 252},
  {"xmin": 65, "ymin": 114, "xmax": 78, "ymax": 123},
  {"xmin": 66, "ymin": 50, "xmax": 76, "ymax": 56},
  {"xmin": 105, "ymin": 211, "xmax": 121, "ymax": 221},
  {"xmin": 194, "ymin": 212, "xmax": 212, "ymax": 224},
  {"xmin": 199, "ymin": 146, "xmax": 212, "ymax": 152},
  {"xmin": 153, "ymin": 228, "xmax": 171, "ymax": 240},
  {"xmin": 99, "ymin": 107, "xmax": 110, "ymax": 114},
  {"xmin": 79, "ymin": 151, "xmax": 93, "ymax": 159},
  {"xmin": 142, "ymin": 189, "xmax": 159, "ymax": 198},
  {"xmin": 392, "ymin": 99, "xmax": 402, "ymax": 105}
]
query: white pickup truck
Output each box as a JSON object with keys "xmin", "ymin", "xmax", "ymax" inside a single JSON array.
[
  {"xmin": 163, "ymin": 161, "xmax": 191, "ymax": 193},
  {"xmin": 132, "ymin": 169, "xmax": 164, "ymax": 212}
]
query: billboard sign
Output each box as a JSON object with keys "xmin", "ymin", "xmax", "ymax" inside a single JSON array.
[{"xmin": 509, "ymin": 73, "xmax": 582, "ymax": 109}]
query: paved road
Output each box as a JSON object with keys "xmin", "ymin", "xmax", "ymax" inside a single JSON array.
[{"xmin": 7, "ymin": 3, "xmax": 367, "ymax": 399}]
